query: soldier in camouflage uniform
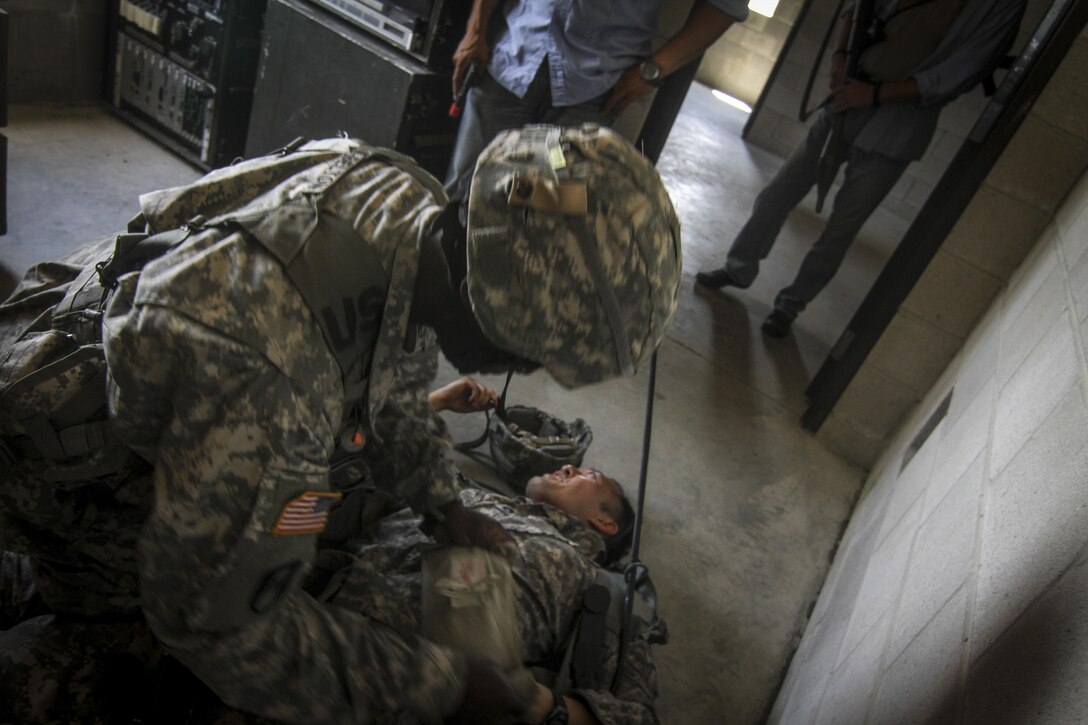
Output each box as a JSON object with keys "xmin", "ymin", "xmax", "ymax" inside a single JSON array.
[
  {"xmin": 335, "ymin": 470, "xmax": 657, "ymax": 725},
  {"xmin": 0, "ymin": 125, "xmax": 681, "ymax": 723}
]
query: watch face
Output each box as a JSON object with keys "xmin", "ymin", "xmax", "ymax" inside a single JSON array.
[{"xmin": 640, "ymin": 61, "xmax": 661, "ymax": 82}]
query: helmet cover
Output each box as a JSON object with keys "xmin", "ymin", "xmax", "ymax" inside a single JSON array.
[{"xmin": 465, "ymin": 124, "xmax": 682, "ymax": 388}]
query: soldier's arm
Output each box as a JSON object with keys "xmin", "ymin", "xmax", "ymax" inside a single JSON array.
[
  {"xmin": 105, "ymin": 303, "xmax": 468, "ymax": 723},
  {"xmin": 365, "ymin": 386, "xmax": 464, "ymax": 517}
]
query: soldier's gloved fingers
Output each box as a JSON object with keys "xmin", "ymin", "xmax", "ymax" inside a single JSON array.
[{"xmin": 449, "ymin": 656, "xmax": 528, "ymax": 725}]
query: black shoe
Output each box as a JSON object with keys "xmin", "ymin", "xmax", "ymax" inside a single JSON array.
[
  {"xmin": 695, "ymin": 268, "xmax": 749, "ymax": 290},
  {"xmin": 761, "ymin": 310, "xmax": 794, "ymax": 338}
]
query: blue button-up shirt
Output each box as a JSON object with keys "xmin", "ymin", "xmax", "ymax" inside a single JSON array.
[
  {"xmin": 844, "ymin": 0, "xmax": 1025, "ymax": 160},
  {"xmin": 489, "ymin": 0, "xmax": 748, "ymax": 107}
]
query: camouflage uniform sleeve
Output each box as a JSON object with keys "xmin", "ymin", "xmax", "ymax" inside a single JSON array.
[
  {"xmin": 364, "ymin": 384, "xmax": 463, "ymax": 518},
  {"xmin": 388, "ymin": 329, "xmax": 449, "ymax": 441},
  {"xmin": 103, "ymin": 301, "xmax": 467, "ymax": 724},
  {"xmin": 572, "ymin": 635, "xmax": 660, "ymax": 725}
]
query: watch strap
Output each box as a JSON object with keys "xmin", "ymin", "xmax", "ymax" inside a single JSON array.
[{"xmin": 544, "ymin": 689, "xmax": 570, "ymax": 725}]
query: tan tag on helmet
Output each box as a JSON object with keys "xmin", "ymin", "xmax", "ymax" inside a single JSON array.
[{"xmin": 507, "ymin": 173, "xmax": 588, "ymax": 216}]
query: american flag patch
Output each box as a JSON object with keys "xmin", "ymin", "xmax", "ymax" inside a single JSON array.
[{"xmin": 272, "ymin": 491, "xmax": 342, "ymax": 536}]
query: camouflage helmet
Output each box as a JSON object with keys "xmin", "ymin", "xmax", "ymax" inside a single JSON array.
[
  {"xmin": 465, "ymin": 124, "xmax": 682, "ymax": 388},
  {"xmin": 486, "ymin": 405, "xmax": 593, "ymax": 489}
]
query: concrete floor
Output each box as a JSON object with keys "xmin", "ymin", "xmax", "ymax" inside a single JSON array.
[{"xmin": 0, "ymin": 87, "xmax": 910, "ymax": 723}]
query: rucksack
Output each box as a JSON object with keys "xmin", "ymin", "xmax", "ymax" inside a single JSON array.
[{"xmin": 0, "ymin": 224, "xmax": 194, "ymax": 478}]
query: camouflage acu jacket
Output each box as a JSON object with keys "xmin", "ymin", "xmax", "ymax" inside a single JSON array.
[
  {"xmin": 1, "ymin": 139, "xmax": 469, "ymax": 723},
  {"xmin": 336, "ymin": 487, "xmax": 660, "ymax": 725}
]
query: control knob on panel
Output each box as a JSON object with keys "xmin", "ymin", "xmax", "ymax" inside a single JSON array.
[{"xmin": 199, "ymin": 37, "xmax": 218, "ymax": 76}]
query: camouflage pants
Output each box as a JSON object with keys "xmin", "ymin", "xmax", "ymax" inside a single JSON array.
[
  {"xmin": 0, "ymin": 613, "xmax": 276, "ymax": 725},
  {"xmin": 0, "ymin": 613, "xmax": 161, "ymax": 724}
]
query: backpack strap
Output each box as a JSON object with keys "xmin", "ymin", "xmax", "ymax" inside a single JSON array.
[
  {"xmin": 2, "ymin": 225, "xmax": 195, "ymax": 474},
  {"xmin": 571, "ymin": 582, "xmax": 612, "ymax": 688},
  {"xmin": 552, "ymin": 565, "xmax": 667, "ymax": 695}
]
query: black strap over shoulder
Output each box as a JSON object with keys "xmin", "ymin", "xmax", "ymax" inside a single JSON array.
[
  {"xmin": 571, "ymin": 583, "xmax": 611, "ymax": 687},
  {"xmin": 52, "ymin": 222, "xmax": 197, "ymax": 330},
  {"xmin": 548, "ymin": 563, "xmax": 667, "ymax": 695}
]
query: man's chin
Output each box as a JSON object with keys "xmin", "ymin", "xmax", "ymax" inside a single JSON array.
[{"xmin": 524, "ymin": 477, "xmax": 545, "ymax": 500}]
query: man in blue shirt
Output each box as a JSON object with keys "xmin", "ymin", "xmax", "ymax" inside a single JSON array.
[
  {"xmin": 444, "ymin": 0, "xmax": 748, "ymax": 202},
  {"xmin": 696, "ymin": 0, "xmax": 1025, "ymax": 338}
]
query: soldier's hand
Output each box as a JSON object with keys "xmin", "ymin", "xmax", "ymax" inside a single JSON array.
[
  {"xmin": 449, "ymin": 657, "xmax": 528, "ymax": 724},
  {"xmin": 521, "ymin": 683, "xmax": 557, "ymax": 724},
  {"xmin": 429, "ymin": 376, "xmax": 498, "ymax": 414},
  {"xmin": 438, "ymin": 503, "xmax": 514, "ymax": 557}
]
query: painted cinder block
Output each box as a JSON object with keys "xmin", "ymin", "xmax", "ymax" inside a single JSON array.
[
  {"xmin": 988, "ymin": 117, "xmax": 1088, "ymax": 215},
  {"xmin": 889, "ymin": 460, "xmax": 981, "ymax": 658},
  {"xmin": 904, "ymin": 250, "xmax": 1004, "ymax": 338},
  {"xmin": 866, "ymin": 311, "xmax": 963, "ymax": 394},
  {"xmin": 992, "ymin": 311, "xmax": 1079, "ymax": 474},
  {"xmin": 943, "ymin": 185, "xmax": 1051, "ymax": 280}
]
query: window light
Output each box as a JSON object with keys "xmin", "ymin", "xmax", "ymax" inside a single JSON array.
[
  {"xmin": 748, "ymin": 0, "xmax": 779, "ymax": 18},
  {"xmin": 711, "ymin": 89, "xmax": 753, "ymax": 114}
]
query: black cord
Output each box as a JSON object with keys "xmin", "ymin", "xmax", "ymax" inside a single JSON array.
[
  {"xmin": 612, "ymin": 349, "xmax": 658, "ymax": 691},
  {"xmin": 798, "ymin": 0, "xmax": 849, "ymax": 123},
  {"xmin": 628, "ymin": 350, "xmax": 657, "ymax": 565}
]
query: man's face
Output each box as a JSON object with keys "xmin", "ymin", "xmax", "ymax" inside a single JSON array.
[{"xmin": 525, "ymin": 465, "xmax": 619, "ymax": 526}]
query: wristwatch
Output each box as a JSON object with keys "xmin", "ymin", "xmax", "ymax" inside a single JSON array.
[
  {"xmin": 638, "ymin": 59, "xmax": 663, "ymax": 87},
  {"xmin": 544, "ymin": 689, "xmax": 570, "ymax": 725}
]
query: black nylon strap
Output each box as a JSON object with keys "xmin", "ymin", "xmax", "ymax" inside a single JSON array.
[
  {"xmin": 571, "ymin": 584, "xmax": 610, "ymax": 688},
  {"xmin": 57, "ymin": 420, "xmax": 113, "ymax": 458},
  {"xmin": 21, "ymin": 413, "xmax": 65, "ymax": 460},
  {"xmin": 453, "ymin": 369, "xmax": 514, "ymax": 453},
  {"xmin": 496, "ymin": 368, "xmax": 513, "ymax": 419}
]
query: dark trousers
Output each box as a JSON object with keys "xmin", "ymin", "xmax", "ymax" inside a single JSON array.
[{"xmin": 724, "ymin": 108, "xmax": 911, "ymax": 318}]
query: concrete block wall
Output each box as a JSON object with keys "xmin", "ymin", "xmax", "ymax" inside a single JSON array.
[
  {"xmin": 695, "ymin": 0, "xmax": 806, "ymax": 108},
  {"xmin": 743, "ymin": 0, "xmax": 841, "ymax": 155},
  {"xmin": 6, "ymin": 0, "xmax": 110, "ymax": 103},
  {"xmin": 815, "ymin": 24, "xmax": 1088, "ymax": 470},
  {"xmin": 766, "ymin": 120, "xmax": 1088, "ymax": 725}
]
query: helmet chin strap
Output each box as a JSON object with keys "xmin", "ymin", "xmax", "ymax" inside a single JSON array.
[{"xmin": 453, "ymin": 369, "xmax": 513, "ymax": 453}]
